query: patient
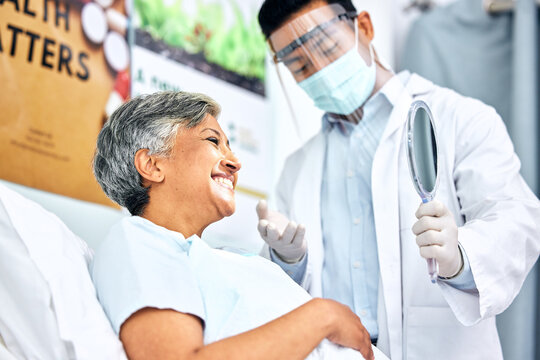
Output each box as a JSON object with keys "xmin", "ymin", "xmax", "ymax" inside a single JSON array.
[{"xmin": 91, "ymin": 91, "xmax": 380, "ymax": 360}]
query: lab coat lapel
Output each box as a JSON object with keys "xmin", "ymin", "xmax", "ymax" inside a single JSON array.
[
  {"xmin": 372, "ymin": 88, "xmax": 413, "ymax": 360},
  {"xmin": 294, "ymin": 133, "xmax": 326, "ymax": 297}
]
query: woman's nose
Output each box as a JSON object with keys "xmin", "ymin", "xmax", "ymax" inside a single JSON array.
[{"xmin": 221, "ymin": 155, "xmax": 241, "ymax": 173}]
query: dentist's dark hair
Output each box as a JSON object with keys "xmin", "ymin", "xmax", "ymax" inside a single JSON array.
[
  {"xmin": 258, "ymin": 0, "xmax": 357, "ymax": 39},
  {"xmin": 93, "ymin": 91, "xmax": 221, "ymax": 216}
]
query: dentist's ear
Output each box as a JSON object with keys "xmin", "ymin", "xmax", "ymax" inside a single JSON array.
[
  {"xmin": 134, "ymin": 149, "xmax": 165, "ymax": 184},
  {"xmin": 356, "ymin": 11, "xmax": 374, "ymax": 41}
]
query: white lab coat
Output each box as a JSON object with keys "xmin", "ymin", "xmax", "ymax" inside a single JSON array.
[{"xmin": 268, "ymin": 72, "xmax": 540, "ymax": 360}]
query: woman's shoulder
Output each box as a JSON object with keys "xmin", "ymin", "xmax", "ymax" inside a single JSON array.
[
  {"xmin": 91, "ymin": 217, "xmax": 206, "ymax": 334},
  {"xmin": 92, "ymin": 216, "xmax": 194, "ymax": 285}
]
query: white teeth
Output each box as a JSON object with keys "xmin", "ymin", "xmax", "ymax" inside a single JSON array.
[{"xmin": 213, "ymin": 176, "xmax": 233, "ymax": 189}]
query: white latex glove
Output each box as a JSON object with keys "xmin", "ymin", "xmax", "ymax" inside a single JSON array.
[
  {"xmin": 256, "ymin": 200, "xmax": 306, "ymax": 263},
  {"xmin": 412, "ymin": 200, "xmax": 463, "ymax": 278}
]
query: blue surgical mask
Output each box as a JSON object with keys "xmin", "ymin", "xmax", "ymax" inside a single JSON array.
[{"xmin": 298, "ymin": 22, "xmax": 376, "ymax": 115}]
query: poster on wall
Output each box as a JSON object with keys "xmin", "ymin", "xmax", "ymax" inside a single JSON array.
[
  {"xmin": 0, "ymin": 0, "xmax": 131, "ymax": 206},
  {"xmin": 132, "ymin": 0, "xmax": 270, "ymax": 252}
]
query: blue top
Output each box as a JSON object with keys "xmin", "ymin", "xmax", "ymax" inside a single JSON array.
[
  {"xmin": 91, "ymin": 216, "xmax": 311, "ymax": 341},
  {"xmin": 272, "ymin": 74, "xmax": 476, "ymax": 340},
  {"xmin": 91, "ymin": 216, "xmax": 373, "ymax": 359}
]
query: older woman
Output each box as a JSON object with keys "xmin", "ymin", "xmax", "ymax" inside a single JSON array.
[{"xmin": 91, "ymin": 91, "xmax": 383, "ymax": 360}]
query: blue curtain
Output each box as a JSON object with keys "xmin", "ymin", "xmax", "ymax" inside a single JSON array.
[{"xmin": 501, "ymin": 1, "xmax": 539, "ymax": 359}]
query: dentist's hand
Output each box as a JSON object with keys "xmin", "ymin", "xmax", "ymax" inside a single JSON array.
[
  {"xmin": 256, "ymin": 200, "xmax": 307, "ymax": 264},
  {"xmin": 412, "ymin": 200, "xmax": 463, "ymax": 278}
]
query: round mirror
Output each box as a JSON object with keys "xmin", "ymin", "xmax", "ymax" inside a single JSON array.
[
  {"xmin": 406, "ymin": 100, "xmax": 439, "ymax": 203},
  {"xmin": 406, "ymin": 100, "xmax": 440, "ymax": 283}
]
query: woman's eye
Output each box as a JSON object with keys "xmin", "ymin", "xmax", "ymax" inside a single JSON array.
[{"xmin": 207, "ymin": 137, "xmax": 219, "ymax": 145}]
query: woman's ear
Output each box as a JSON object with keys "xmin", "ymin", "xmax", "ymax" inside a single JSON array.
[
  {"xmin": 134, "ymin": 149, "xmax": 165, "ymax": 184},
  {"xmin": 357, "ymin": 11, "xmax": 374, "ymax": 41}
]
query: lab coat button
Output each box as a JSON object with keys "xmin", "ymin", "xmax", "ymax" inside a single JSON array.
[
  {"xmin": 360, "ymin": 310, "xmax": 368, "ymax": 317},
  {"xmin": 353, "ymin": 261, "xmax": 361, "ymax": 268},
  {"xmin": 347, "ymin": 170, "xmax": 354, "ymax": 178},
  {"xmin": 353, "ymin": 218, "xmax": 361, "ymax": 225}
]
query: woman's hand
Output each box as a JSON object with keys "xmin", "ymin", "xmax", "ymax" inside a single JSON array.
[{"xmin": 319, "ymin": 298, "xmax": 374, "ymax": 360}]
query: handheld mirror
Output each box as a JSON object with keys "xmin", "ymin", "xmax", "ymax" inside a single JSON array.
[{"xmin": 406, "ymin": 100, "xmax": 440, "ymax": 283}]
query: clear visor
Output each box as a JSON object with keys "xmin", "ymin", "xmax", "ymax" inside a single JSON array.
[{"xmin": 268, "ymin": 4, "xmax": 358, "ymax": 82}]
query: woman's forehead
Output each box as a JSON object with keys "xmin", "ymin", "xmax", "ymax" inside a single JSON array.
[
  {"xmin": 200, "ymin": 113, "xmax": 222, "ymax": 130},
  {"xmin": 196, "ymin": 115, "xmax": 228, "ymax": 141},
  {"xmin": 175, "ymin": 114, "xmax": 221, "ymax": 139}
]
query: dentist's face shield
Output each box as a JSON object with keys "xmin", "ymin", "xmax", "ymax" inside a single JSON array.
[
  {"xmin": 268, "ymin": 4, "xmax": 358, "ymax": 82},
  {"xmin": 267, "ymin": 4, "xmax": 377, "ymax": 126}
]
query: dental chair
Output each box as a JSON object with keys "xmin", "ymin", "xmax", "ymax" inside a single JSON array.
[{"xmin": 0, "ymin": 183, "xmax": 126, "ymax": 359}]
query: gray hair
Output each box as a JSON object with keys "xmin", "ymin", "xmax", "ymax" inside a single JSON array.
[{"xmin": 93, "ymin": 91, "xmax": 221, "ymax": 215}]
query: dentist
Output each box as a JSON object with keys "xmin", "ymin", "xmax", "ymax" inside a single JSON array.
[{"xmin": 255, "ymin": 1, "xmax": 540, "ymax": 359}]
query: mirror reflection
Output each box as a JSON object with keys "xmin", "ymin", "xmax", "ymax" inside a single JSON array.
[{"xmin": 412, "ymin": 107, "xmax": 438, "ymax": 195}]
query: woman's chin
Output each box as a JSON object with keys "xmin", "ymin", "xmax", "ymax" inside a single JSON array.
[
  {"xmin": 219, "ymin": 201, "xmax": 236, "ymax": 218},
  {"xmin": 209, "ymin": 186, "xmax": 236, "ymax": 218},
  {"xmin": 206, "ymin": 199, "xmax": 236, "ymax": 222}
]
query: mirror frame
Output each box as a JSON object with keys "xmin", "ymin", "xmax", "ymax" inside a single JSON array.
[{"xmin": 406, "ymin": 100, "xmax": 440, "ymax": 203}]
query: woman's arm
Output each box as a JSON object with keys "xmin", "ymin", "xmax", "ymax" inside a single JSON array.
[{"xmin": 120, "ymin": 298, "xmax": 374, "ymax": 360}]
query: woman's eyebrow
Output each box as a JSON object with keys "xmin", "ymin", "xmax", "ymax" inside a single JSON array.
[{"xmin": 200, "ymin": 128, "xmax": 222, "ymax": 137}]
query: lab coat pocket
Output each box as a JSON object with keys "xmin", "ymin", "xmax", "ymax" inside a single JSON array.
[{"xmin": 405, "ymin": 306, "xmax": 488, "ymax": 360}]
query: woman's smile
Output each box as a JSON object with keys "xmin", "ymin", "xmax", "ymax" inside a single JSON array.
[{"xmin": 211, "ymin": 174, "xmax": 235, "ymax": 191}]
